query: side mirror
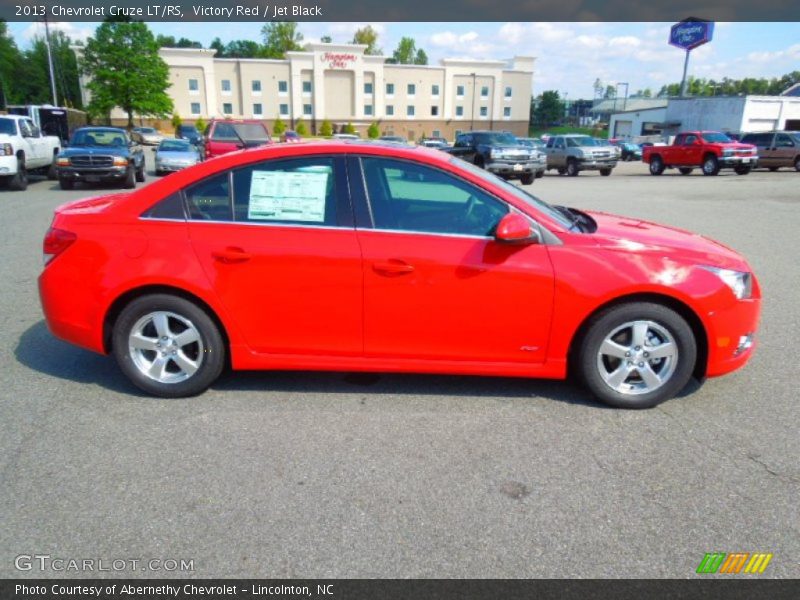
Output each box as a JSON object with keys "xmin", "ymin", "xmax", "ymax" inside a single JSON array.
[{"xmin": 494, "ymin": 213, "xmax": 539, "ymax": 244}]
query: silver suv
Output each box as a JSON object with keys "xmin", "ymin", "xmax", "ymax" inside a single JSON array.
[{"xmin": 544, "ymin": 134, "xmax": 617, "ymax": 176}]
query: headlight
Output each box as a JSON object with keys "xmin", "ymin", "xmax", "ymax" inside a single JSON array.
[
  {"xmin": 723, "ymin": 148, "xmax": 733, "ymax": 156},
  {"xmin": 490, "ymin": 148, "xmax": 502, "ymax": 159},
  {"xmin": 1, "ymin": 143, "xmax": 12, "ymax": 156},
  {"xmin": 112, "ymin": 157, "xmax": 128, "ymax": 166},
  {"xmin": 700, "ymin": 266, "xmax": 752, "ymax": 299},
  {"xmin": 56, "ymin": 156, "xmax": 70, "ymax": 166}
]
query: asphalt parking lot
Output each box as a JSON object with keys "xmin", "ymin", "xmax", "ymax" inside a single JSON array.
[{"xmin": 0, "ymin": 155, "xmax": 798, "ymax": 578}]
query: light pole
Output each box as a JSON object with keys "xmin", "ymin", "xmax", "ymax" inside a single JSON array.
[
  {"xmin": 43, "ymin": 15, "xmax": 58, "ymax": 106},
  {"xmin": 470, "ymin": 72, "xmax": 477, "ymax": 131}
]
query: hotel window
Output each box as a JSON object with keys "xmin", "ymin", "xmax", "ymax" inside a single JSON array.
[
  {"xmin": 386, "ymin": 83, "xmax": 395, "ymax": 96},
  {"xmin": 431, "ymin": 106, "xmax": 439, "ymax": 116},
  {"xmin": 407, "ymin": 105, "xmax": 415, "ymax": 117},
  {"xmin": 223, "ymin": 103, "xmax": 233, "ymax": 115},
  {"xmin": 432, "ymin": 84, "xmax": 440, "ymax": 97},
  {"xmin": 455, "ymin": 106, "xmax": 464, "ymax": 117},
  {"xmin": 190, "ymin": 102, "xmax": 201, "ymax": 115},
  {"xmin": 503, "ymin": 107, "xmax": 511, "ymax": 118},
  {"xmin": 456, "ymin": 85, "xmax": 464, "ymax": 97},
  {"xmin": 278, "ymin": 81, "xmax": 288, "ymax": 94},
  {"xmin": 365, "ymin": 105, "xmax": 374, "ymax": 116},
  {"xmin": 407, "ymin": 83, "xmax": 416, "ymax": 96},
  {"xmin": 386, "ymin": 105, "xmax": 394, "ymax": 116},
  {"xmin": 480, "ymin": 86, "xmax": 489, "ymax": 98},
  {"xmin": 252, "ymin": 80, "xmax": 262, "ymax": 93},
  {"xmin": 302, "ymin": 81, "xmax": 312, "ymax": 94},
  {"xmin": 480, "ymin": 106, "xmax": 488, "ymax": 117},
  {"xmin": 365, "ymin": 82, "xmax": 373, "ymax": 94},
  {"xmin": 188, "ymin": 79, "xmax": 199, "ymax": 91},
  {"xmin": 432, "ymin": 129, "xmax": 441, "ymax": 138},
  {"xmin": 221, "ymin": 80, "xmax": 231, "ymax": 92},
  {"xmin": 253, "ymin": 103, "xmax": 263, "ymax": 116},
  {"xmin": 303, "ymin": 104, "xmax": 312, "ymax": 116},
  {"xmin": 505, "ymin": 86, "xmax": 512, "ymax": 98},
  {"xmin": 279, "ymin": 104, "xmax": 289, "ymax": 116}
]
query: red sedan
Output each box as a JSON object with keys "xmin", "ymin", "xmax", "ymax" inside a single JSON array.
[{"xmin": 38, "ymin": 142, "xmax": 760, "ymax": 408}]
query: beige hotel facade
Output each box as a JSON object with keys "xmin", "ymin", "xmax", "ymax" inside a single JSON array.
[{"xmin": 82, "ymin": 43, "xmax": 535, "ymax": 139}]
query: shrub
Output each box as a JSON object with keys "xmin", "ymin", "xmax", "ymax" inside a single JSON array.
[
  {"xmin": 273, "ymin": 117, "xmax": 286, "ymax": 136},
  {"xmin": 319, "ymin": 119, "xmax": 333, "ymax": 137},
  {"xmin": 367, "ymin": 121, "xmax": 380, "ymax": 139},
  {"xmin": 171, "ymin": 113, "xmax": 182, "ymax": 132},
  {"xmin": 343, "ymin": 122, "xmax": 357, "ymax": 135},
  {"xmin": 295, "ymin": 118, "xmax": 308, "ymax": 136},
  {"xmin": 194, "ymin": 117, "xmax": 206, "ymax": 133}
]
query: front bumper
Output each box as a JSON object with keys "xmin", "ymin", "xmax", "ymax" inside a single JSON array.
[
  {"xmin": 720, "ymin": 155, "xmax": 758, "ymax": 168},
  {"xmin": 156, "ymin": 162, "xmax": 195, "ymax": 173},
  {"xmin": 576, "ymin": 158, "xmax": 618, "ymax": 170},
  {"xmin": 486, "ymin": 157, "xmax": 546, "ymax": 177},
  {"xmin": 0, "ymin": 154, "xmax": 18, "ymax": 175},
  {"xmin": 57, "ymin": 166, "xmax": 128, "ymax": 182},
  {"xmin": 704, "ymin": 294, "xmax": 761, "ymax": 378}
]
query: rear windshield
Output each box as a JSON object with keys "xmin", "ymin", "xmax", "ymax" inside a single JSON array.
[
  {"xmin": 701, "ymin": 132, "xmax": 732, "ymax": 143},
  {"xmin": 70, "ymin": 130, "xmax": 128, "ymax": 147},
  {"xmin": 0, "ymin": 118, "xmax": 17, "ymax": 135},
  {"xmin": 159, "ymin": 140, "xmax": 193, "ymax": 152},
  {"xmin": 211, "ymin": 122, "xmax": 269, "ymax": 142}
]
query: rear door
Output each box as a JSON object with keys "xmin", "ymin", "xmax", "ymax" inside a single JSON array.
[
  {"xmin": 186, "ymin": 155, "xmax": 364, "ymax": 356},
  {"xmin": 773, "ymin": 133, "xmax": 797, "ymax": 167}
]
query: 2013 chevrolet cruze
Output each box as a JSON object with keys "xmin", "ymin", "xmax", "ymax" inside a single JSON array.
[{"xmin": 38, "ymin": 142, "xmax": 760, "ymax": 408}]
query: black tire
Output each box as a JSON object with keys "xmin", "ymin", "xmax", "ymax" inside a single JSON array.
[
  {"xmin": 136, "ymin": 162, "xmax": 146, "ymax": 182},
  {"xmin": 599, "ymin": 168, "xmax": 612, "ymax": 177},
  {"xmin": 576, "ymin": 302, "xmax": 697, "ymax": 409},
  {"xmin": 794, "ymin": 157, "xmax": 800, "ymax": 172},
  {"xmin": 520, "ymin": 173, "xmax": 534, "ymax": 185},
  {"xmin": 112, "ymin": 294, "xmax": 226, "ymax": 398},
  {"xmin": 702, "ymin": 155, "xmax": 720, "ymax": 176},
  {"xmin": 734, "ymin": 166, "xmax": 751, "ymax": 176},
  {"xmin": 123, "ymin": 165, "xmax": 136, "ymax": 189},
  {"xmin": 678, "ymin": 167, "xmax": 693, "ymax": 176},
  {"xmin": 8, "ymin": 158, "xmax": 28, "ymax": 191},
  {"xmin": 557, "ymin": 167, "xmax": 566, "ymax": 176},
  {"xmin": 47, "ymin": 159, "xmax": 58, "ymax": 180},
  {"xmin": 566, "ymin": 159, "xmax": 579, "ymax": 177},
  {"xmin": 535, "ymin": 170, "xmax": 544, "ymax": 179},
  {"xmin": 58, "ymin": 177, "xmax": 74, "ymax": 190},
  {"xmin": 768, "ymin": 166, "xmax": 779, "ymax": 172},
  {"xmin": 649, "ymin": 156, "xmax": 665, "ymax": 176}
]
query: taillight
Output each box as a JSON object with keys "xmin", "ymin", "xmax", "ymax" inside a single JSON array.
[{"xmin": 43, "ymin": 227, "xmax": 77, "ymax": 265}]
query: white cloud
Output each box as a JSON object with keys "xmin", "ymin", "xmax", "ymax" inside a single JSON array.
[{"xmin": 20, "ymin": 22, "xmax": 93, "ymax": 44}]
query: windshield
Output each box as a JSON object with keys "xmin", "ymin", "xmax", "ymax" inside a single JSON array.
[
  {"xmin": 70, "ymin": 129, "xmax": 128, "ymax": 147},
  {"xmin": 159, "ymin": 140, "xmax": 192, "ymax": 152},
  {"xmin": 0, "ymin": 118, "xmax": 17, "ymax": 135},
  {"xmin": 566, "ymin": 136, "xmax": 597, "ymax": 147},
  {"xmin": 211, "ymin": 122, "xmax": 269, "ymax": 142},
  {"xmin": 473, "ymin": 132, "xmax": 518, "ymax": 145},
  {"xmin": 701, "ymin": 132, "xmax": 732, "ymax": 143},
  {"xmin": 450, "ymin": 157, "xmax": 573, "ymax": 229}
]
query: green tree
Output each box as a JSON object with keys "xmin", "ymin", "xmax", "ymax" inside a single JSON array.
[
  {"xmin": 209, "ymin": 37, "xmax": 225, "ymax": 56},
  {"xmin": 224, "ymin": 40, "xmax": 262, "ymax": 59},
  {"xmin": 194, "ymin": 116, "xmax": 206, "ymax": 133},
  {"xmin": 533, "ymin": 90, "xmax": 563, "ymax": 126},
  {"xmin": 17, "ymin": 31, "xmax": 83, "ymax": 108},
  {"xmin": 273, "ymin": 116, "xmax": 286, "ymax": 136},
  {"xmin": 320, "ymin": 35, "xmax": 332, "ymax": 44},
  {"xmin": 603, "ymin": 85, "xmax": 616, "ymax": 99},
  {"xmin": 414, "ymin": 48, "xmax": 428, "ymax": 65},
  {"xmin": 352, "ymin": 26, "xmax": 381, "ymax": 55},
  {"xmin": 261, "ymin": 22, "xmax": 304, "ymax": 59},
  {"xmin": 155, "ymin": 34, "xmax": 176, "ymax": 47},
  {"xmin": 176, "ymin": 37, "xmax": 202, "ymax": 49},
  {"xmin": 294, "ymin": 118, "xmax": 308, "ymax": 136},
  {"xmin": 319, "ymin": 119, "xmax": 333, "ymax": 137},
  {"xmin": 82, "ymin": 21, "xmax": 173, "ymax": 127},
  {"xmin": 0, "ymin": 21, "xmax": 23, "ymax": 106},
  {"xmin": 390, "ymin": 37, "xmax": 422, "ymax": 64},
  {"xmin": 367, "ymin": 121, "xmax": 380, "ymax": 139},
  {"xmin": 171, "ymin": 112, "xmax": 182, "ymax": 132}
]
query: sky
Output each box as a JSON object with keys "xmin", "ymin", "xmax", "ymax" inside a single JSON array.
[{"xmin": 9, "ymin": 21, "xmax": 800, "ymax": 99}]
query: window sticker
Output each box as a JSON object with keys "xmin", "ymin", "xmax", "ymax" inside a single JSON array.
[{"xmin": 247, "ymin": 170, "xmax": 329, "ymax": 222}]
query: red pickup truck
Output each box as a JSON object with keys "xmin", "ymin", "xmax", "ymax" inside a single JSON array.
[{"xmin": 643, "ymin": 131, "xmax": 758, "ymax": 176}]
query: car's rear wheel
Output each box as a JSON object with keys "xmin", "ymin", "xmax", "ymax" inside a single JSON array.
[
  {"xmin": 566, "ymin": 159, "xmax": 579, "ymax": 176},
  {"xmin": 768, "ymin": 166, "xmax": 779, "ymax": 172},
  {"xmin": 734, "ymin": 166, "xmax": 751, "ymax": 175},
  {"xmin": 9, "ymin": 158, "xmax": 28, "ymax": 191},
  {"xmin": 576, "ymin": 302, "xmax": 696, "ymax": 409},
  {"xmin": 702, "ymin": 155, "xmax": 720, "ymax": 176},
  {"xmin": 794, "ymin": 157, "xmax": 800, "ymax": 172},
  {"xmin": 557, "ymin": 167, "xmax": 566, "ymax": 175},
  {"xmin": 520, "ymin": 173, "xmax": 534, "ymax": 185},
  {"xmin": 535, "ymin": 170, "xmax": 544, "ymax": 179},
  {"xmin": 649, "ymin": 156, "xmax": 665, "ymax": 175},
  {"xmin": 112, "ymin": 294, "xmax": 225, "ymax": 398},
  {"xmin": 136, "ymin": 163, "xmax": 146, "ymax": 182},
  {"xmin": 678, "ymin": 167, "xmax": 693, "ymax": 175}
]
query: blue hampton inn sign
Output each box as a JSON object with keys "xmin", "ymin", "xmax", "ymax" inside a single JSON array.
[{"xmin": 669, "ymin": 20, "xmax": 715, "ymax": 51}]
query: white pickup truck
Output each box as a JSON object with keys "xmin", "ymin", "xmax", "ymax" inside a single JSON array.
[{"xmin": 0, "ymin": 114, "xmax": 61, "ymax": 191}]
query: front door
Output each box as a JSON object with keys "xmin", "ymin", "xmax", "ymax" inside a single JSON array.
[
  {"xmin": 354, "ymin": 156, "xmax": 554, "ymax": 364},
  {"xmin": 186, "ymin": 156, "xmax": 363, "ymax": 356}
]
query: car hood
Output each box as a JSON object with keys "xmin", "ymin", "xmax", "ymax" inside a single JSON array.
[
  {"xmin": 60, "ymin": 146, "xmax": 131, "ymax": 157},
  {"xmin": 586, "ymin": 210, "xmax": 750, "ymax": 271}
]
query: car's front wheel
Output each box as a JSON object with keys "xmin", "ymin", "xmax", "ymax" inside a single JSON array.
[
  {"xmin": 112, "ymin": 294, "xmax": 225, "ymax": 398},
  {"xmin": 649, "ymin": 156, "xmax": 665, "ymax": 175},
  {"xmin": 702, "ymin": 155, "xmax": 720, "ymax": 176},
  {"xmin": 576, "ymin": 302, "xmax": 696, "ymax": 409},
  {"xmin": 520, "ymin": 173, "xmax": 534, "ymax": 185}
]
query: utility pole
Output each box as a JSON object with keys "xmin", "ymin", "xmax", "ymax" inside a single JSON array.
[{"xmin": 43, "ymin": 15, "xmax": 58, "ymax": 106}]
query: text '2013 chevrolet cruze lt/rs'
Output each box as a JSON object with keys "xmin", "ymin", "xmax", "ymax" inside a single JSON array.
[{"xmin": 39, "ymin": 142, "xmax": 760, "ymax": 408}]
